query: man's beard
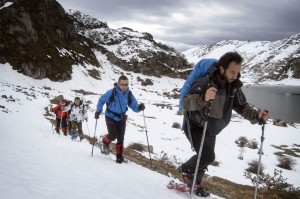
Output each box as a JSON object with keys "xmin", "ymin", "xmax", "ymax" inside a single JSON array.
[{"xmin": 220, "ymin": 73, "xmax": 234, "ymax": 83}]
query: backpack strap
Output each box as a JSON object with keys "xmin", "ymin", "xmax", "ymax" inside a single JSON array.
[
  {"xmin": 108, "ymin": 88, "xmax": 116, "ymax": 103},
  {"xmin": 106, "ymin": 88, "xmax": 131, "ymax": 117},
  {"xmin": 107, "ymin": 88, "xmax": 132, "ymax": 106}
]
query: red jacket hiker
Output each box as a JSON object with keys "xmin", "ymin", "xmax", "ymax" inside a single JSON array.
[{"xmin": 51, "ymin": 100, "xmax": 69, "ymax": 136}]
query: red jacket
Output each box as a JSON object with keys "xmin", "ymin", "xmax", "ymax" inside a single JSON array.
[{"xmin": 52, "ymin": 105, "xmax": 69, "ymax": 119}]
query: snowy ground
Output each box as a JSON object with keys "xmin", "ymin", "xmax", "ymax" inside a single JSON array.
[{"xmin": 0, "ymin": 61, "xmax": 299, "ymax": 199}]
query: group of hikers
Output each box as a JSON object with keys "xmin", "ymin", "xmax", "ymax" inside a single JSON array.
[
  {"xmin": 50, "ymin": 96, "xmax": 88, "ymax": 141},
  {"xmin": 50, "ymin": 51, "xmax": 270, "ymax": 197}
]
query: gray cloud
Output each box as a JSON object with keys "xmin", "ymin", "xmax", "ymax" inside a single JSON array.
[{"xmin": 59, "ymin": 0, "xmax": 300, "ymax": 51}]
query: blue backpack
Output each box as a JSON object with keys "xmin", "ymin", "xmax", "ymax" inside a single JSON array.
[{"xmin": 179, "ymin": 58, "xmax": 218, "ymax": 112}]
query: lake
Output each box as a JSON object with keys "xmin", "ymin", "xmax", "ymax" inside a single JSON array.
[{"xmin": 242, "ymin": 85, "xmax": 300, "ymax": 123}]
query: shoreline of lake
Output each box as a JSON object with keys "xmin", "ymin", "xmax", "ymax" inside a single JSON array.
[{"xmin": 242, "ymin": 85, "xmax": 300, "ymax": 123}]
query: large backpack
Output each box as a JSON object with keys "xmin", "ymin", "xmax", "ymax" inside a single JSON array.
[
  {"xmin": 179, "ymin": 58, "xmax": 218, "ymax": 112},
  {"xmin": 179, "ymin": 58, "xmax": 218, "ymax": 151}
]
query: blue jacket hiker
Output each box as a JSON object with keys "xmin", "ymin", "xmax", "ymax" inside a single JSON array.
[{"xmin": 94, "ymin": 75, "xmax": 145, "ymax": 163}]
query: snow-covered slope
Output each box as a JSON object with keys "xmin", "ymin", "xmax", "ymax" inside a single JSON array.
[
  {"xmin": 183, "ymin": 34, "xmax": 300, "ymax": 85},
  {"xmin": 1, "ymin": 58, "xmax": 300, "ymax": 198},
  {"xmin": 0, "ymin": 62, "xmax": 223, "ymax": 199}
]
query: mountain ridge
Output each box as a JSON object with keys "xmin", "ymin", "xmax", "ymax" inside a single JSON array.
[
  {"xmin": 183, "ymin": 33, "xmax": 300, "ymax": 84},
  {"xmin": 0, "ymin": 0, "xmax": 299, "ymax": 84}
]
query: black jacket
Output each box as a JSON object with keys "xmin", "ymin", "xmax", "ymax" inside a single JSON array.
[{"xmin": 182, "ymin": 66, "xmax": 261, "ymax": 136}]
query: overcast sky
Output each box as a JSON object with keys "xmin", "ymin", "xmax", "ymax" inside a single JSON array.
[{"xmin": 59, "ymin": 0, "xmax": 300, "ymax": 51}]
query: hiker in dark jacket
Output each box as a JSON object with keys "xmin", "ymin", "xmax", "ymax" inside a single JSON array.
[
  {"xmin": 179, "ymin": 52, "xmax": 270, "ymax": 194},
  {"xmin": 94, "ymin": 75, "xmax": 145, "ymax": 163}
]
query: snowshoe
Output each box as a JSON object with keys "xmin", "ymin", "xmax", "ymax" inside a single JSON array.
[
  {"xmin": 167, "ymin": 180, "xmax": 190, "ymax": 192},
  {"xmin": 167, "ymin": 180, "xmax": 210, "ymax": 197},
  {"xmin": 98, "ymin": 140, "xmax": 112, "ymax": 155}
]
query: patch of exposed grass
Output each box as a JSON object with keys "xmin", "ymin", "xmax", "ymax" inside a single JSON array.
[{"xmin": 272, "ymin": 145, "xmax": 300, "ymax": 158}]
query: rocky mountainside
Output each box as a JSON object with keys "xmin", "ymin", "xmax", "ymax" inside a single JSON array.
[
  {"xmin": 0, "ymin": 0, "xmax": 100, "ymax": 81},
  {"xmin": 0, "ymin": 0, "xmax": 191, "ymax": 81},
  {"xmin": 68, "ymin": 10, "xmax": 191, "ymax": 78},
  {"xmin": 183, "ymin": 34, "xmax": 300, "ymax": 84}
]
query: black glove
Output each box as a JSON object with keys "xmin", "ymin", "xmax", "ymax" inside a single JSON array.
[
  {"xmin": 94, "ymin": 111, "xmax": 100, "ymax": 119},
  {"xmin": 138, "ymin": 103, "xmax": 145, "ymax": 111}
]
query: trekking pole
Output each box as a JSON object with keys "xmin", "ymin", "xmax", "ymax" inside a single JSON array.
[
  {"xmin": 86, "ymin": 121, "xmax": 90, "ymax": 137},
  {"xmin": 91, "ymin": 119, "xmax": 98, "ymax": 156},
  {"xmin": 190, "ymin": 100, "xmax": 212, "ymax": 199},
  {"xmin": 49, "ymin": 105, "xmax": 54, "ymax": 134},
  {"xmin": 254, "ymin": 117, "xmax": 267, "ymax": 199},
  {"xmin": 59, "ymin": 112, "xmax": 63, "ymax": 137},
  {"xmin": 142, "ymin": 110, "xmax": 153, "ymax": 168},
  {"xmin": 51, "ymin": 114, "xmax": 55, "ymax": 134}
]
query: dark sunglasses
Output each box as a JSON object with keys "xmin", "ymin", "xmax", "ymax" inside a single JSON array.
[{"xmin": 119, "ymin": 83, "xmax": 128, "ymax": 86}]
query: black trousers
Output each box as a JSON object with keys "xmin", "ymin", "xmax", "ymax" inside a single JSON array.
[
  {"xmin": 56, "ymin": 117, "xmax": 68, "ymax": 132},
  {"xmin": 105, "ymin": 116, "xmax": 126, "ymax": 145},
  {"xmin": 70, "ymin": 121, "xmax": 83, "ymax": 137},
  {"xmin": 182, "ymin": 122, "xmax": 216, "ymax": 183}
]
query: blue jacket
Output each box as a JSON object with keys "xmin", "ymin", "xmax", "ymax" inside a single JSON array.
[
  {"xmin": 96, "ymin": 84, "xmax": 140, "ymax": 121},
  {"xmin": 179, "ymin": 59, "xmax": 218, "ymax": 112}
]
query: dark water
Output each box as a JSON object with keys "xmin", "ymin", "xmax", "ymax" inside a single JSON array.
[{"xmin": 242, "ymin": 85, "xmax": 300, "ymax": 123}]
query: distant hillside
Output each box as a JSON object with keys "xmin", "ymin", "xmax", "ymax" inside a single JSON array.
[
  {"xmin": 1, "ymin": 0, "xmax": 299, "ymax": 84},
  {"xmin": 183, "ymin": 34, "xmax": 300, "ymax": 84}
]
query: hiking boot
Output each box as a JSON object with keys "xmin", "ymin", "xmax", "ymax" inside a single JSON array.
[
  {"xmin": 178, "ymin": 165, "xmax": 194, "ymax": 187},
  {"xmin": 116, "ymin": 154, "xmax": 124, "ymax": 164},
  {"xmin": 63, "ymin": 132, "xmax": 67, "ymax": 136},
  {"xmin": 55, "ymin": 127, "xmax": 60, "ymax": 134},
  {"xmin": 79, "ymin": 134, "xmax": 84, "ymax": 141},
  {"xmin": 194, "ymin": 184, "xmax": 210, "ymax": 197},
  {"xmin": 116, "ymin": 144, "xmax": 124, "ymax": 164}
]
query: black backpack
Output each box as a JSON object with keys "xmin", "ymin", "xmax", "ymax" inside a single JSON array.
[
  {"xmin": 108, "ymin": 87, "xmax": 132, "ymax": 105},
  {"xmin": 106, "ymin": 88, "xmax": 133, "ymax": 116}
]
